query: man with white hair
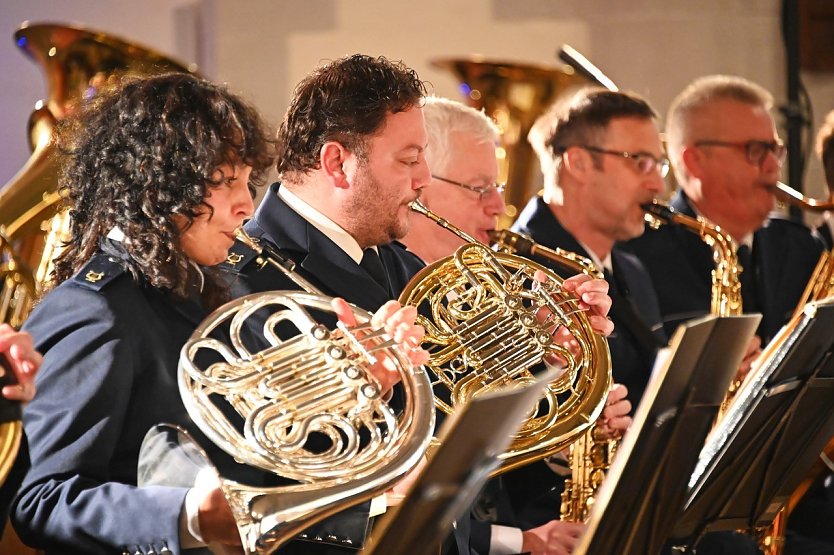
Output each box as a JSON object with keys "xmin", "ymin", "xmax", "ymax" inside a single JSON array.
[{"xmin": 401, "ymin": 96, "xmax": 630, "ymax": 555}]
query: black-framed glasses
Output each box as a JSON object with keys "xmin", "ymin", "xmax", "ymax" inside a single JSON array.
[
  {"xmin": 431, "ymin": 175, "xmax": 506, "ymax": 200},
  {"xmin": 578, "ymin": 145, "xmax": 670, "ymax": 178},
  {"xmin": 694, "ymin": 139, "xmax": 786, "ymax": 166}
]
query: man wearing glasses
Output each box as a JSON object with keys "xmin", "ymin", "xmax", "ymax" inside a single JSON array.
[
  {"xmin": 400, "ymin": 96, "xmax": 506, "ymax": 263},
  {"xmin": 400, "ymin": 95, "xmax": 633, "ymax": 555},
  {"xmin": 627, "ymin": 74, "xmax": 824, "ymax": 346},
  {"xmin": 513, "ymin": 88, "xmax": 667, "ymax": 412},
  {"xmin": 516, "ymin": 87, "xmax": 765, "ymax": 555}
]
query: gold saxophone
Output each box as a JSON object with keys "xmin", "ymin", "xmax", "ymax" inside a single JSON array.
[
  {"xmin": 401, "ymin": 201, "xmax": 612, "ymax": 476},
  {"xmin": 756, "ymin": 181, "xmax": 834, "ymax": 555},
  {"xmin": 488, "ymin": 228, "xmax": 615, "ymax": 522},
  {"xmin": 642, "ymin": 200, "xmax": 743, "ymax": 318},
  {"xmin": 139, "ymin": 229, "xmax": 435, "ymax": 555}
]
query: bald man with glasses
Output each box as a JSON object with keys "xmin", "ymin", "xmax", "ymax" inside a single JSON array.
[{"xmin": 627, "ymin": 75, "xmax": 824, "ymax": 346}]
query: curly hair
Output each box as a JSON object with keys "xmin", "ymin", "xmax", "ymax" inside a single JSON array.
[
  {"xmin": 277, "ymin": 54, "xmax": 426, "ymax": 181},
  {"xmin": 52, "ymin": 72, "xmax": 276, "ymax": 304}
]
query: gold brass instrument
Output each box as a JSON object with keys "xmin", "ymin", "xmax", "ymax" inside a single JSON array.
[
  {"xmin": 489, "ymin": 228, "xmax": 615, "ymax": 522},
  {"xmin": 0, "ymin": 355, "xmax": 22, "ymax": 487},
  {"xmin": 772, "ymin": 181, "xmax": 834, "ymax": 212},
  {"xmin": 643, "ymin": 200, "xmax": 743, "ymax": 318},
  {"xmin": 0, "ymin": 22, "xmax": 194, "ymax": 516},
  {"xmin": 641, "ymin": 202, "xmax": 803, "ymax": 552},
  {"xmin": 0, "ymin": 22, "xmax": 196, "ymax": 328},
  {"xmin": 756, "ymin": 208, "xmax": 834, "ymax": 554},
  {"xmin": 144, "ymin": 229, "xmax": 435, "ymax": 554},
  {"xmin": 643, "ymin": 200, "xmax": 746, "ymax": 418},
  {"xmin": 431, "ymin": 57, "xmax": 591, "ymax": 222},
  {"xmin": 401, "ymin": 200, "xmax": 611, "ymax": 476}
]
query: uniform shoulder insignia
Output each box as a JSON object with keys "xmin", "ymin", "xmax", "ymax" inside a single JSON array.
[
  {"xmin": 388, "ymin": 240, "xmax": 427, "ymax": 266},
  {"xmin": 220, "ymin": 240, "xmax": 260, "ymax": 272},
  {"xmin": 71, "ymin": 253, "xmax": 128, "ymax": 291}
]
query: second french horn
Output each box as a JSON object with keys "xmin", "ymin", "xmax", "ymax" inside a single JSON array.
[{"xmin": 401, "ymin": 200, "xmax": 611, "ymax": 475}]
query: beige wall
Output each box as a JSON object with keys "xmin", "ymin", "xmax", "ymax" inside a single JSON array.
[{"xmin": 3, "ymin": 0, "xmax": 833, "ymax": 201}]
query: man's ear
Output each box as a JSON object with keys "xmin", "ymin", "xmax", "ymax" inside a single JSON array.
[
  {"xmin": 561, "ymin": 147, "xmax": 589, "ymax": 179},
  {"xmin": 681, "ymin": 145, "xmax": 703, "ymax": 180},
  {"xmin": 320, "ymin": 141, "xmax": 350, "ymax": 188}
]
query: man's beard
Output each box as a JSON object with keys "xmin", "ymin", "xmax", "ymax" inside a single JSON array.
[{"xmin": 343, "ymin": 164, "xmax": 412, "ymax": 248}]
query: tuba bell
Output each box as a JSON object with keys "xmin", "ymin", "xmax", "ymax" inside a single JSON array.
[
  {"xmin": 0, "ymin": 22, "xmax": 196, "ymax": 328},
  {"xmin": 431, "ymin": 57, "xmax": 591, "ymax": 223},
  {"xmin": 401, "ymin": 200, "xmax": 611, "ymax": 475}
]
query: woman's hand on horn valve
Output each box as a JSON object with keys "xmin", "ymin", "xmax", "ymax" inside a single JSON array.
[
  {"xmin": 331, "ymin": 298, "xmax": 429, "ymax": 395},
  {"xmin": 0, "ymin": 323, "xmax": 42, "ymax": 403}
]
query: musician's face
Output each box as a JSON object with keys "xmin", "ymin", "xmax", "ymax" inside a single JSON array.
[
  {"xmin": 685, "ymin": 99, "xmax": 780, "ymax": 236},
  {"xmin": 342, "ymin": 106, "xmax": 431, "ymax": 248},
  {"xmin": 177, "ymin": 164, "xmax": 254, "ymax": 266},
  {"xmin": 420, "ymin": 130, "xmax": 504, "ymax": 251},
  {"xmin": 585, "ymin": 117, "xmax": 666, "ymax": 242}
]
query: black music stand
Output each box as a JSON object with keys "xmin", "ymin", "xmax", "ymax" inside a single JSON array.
[
  {"xmin": 364, "ymin": 369, "xmax": 561, "ymax": 555},
  {"xmin": 670, "ymin": 299, "xmax": 834, "ymax": 548},
  {"xmin": 576, "ymin": 314, "xmax": 762, "ymax": 555}
]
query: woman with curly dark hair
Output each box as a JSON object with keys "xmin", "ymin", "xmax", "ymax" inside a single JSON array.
[
  {"xmin": 10, "ymin": 73, "xmax": 426, "ymax": 555},
  {"xmin": 10, "ymin": 72, "xmax": 274, "ymax": 555}
]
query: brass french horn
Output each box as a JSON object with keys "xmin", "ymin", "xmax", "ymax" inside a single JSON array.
[
  {"xmin": 401, "ymin": 200, "xmax": 611, "ymax": 475},
  {"xmin": 138, "ymin": 229, "xmax": 435, "ymax": 555}
]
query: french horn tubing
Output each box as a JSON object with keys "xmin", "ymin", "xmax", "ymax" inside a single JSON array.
[
  {"xmin": 400, "ymin": 200, "xmax": 611, "ymax": 476},
  {"xmin": 142, "ymin": 229, "xmax": 435, "ymax": 554},
  {"xmin": 490, "ymin": 227, "xmax": 618, "ymax": 522}
]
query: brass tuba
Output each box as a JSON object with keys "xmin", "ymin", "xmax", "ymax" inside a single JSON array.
[
  {"xmin": 431, "ymin": 57, "xmax": 591, "ymax": 222},
  {"xmin": 0, "ymin": 23, "xmax": 196, "ymax": 328},
  {"xmin": 138, "ymin": 229, "xmax": 435, "ymax": 554},
  {"xmin": 401, "ymin": 200, "xmax": 611, "ymax": 475}
]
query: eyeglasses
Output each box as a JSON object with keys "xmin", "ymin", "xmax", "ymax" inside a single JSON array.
[
  {"xmin": 694, "ymin": 139, "xmax": 787, "ymax": 166},
  {"xmin": 577, "ymin": 145, "xmax": 670, "ymax": 178},
  {"xmin": 431, "ymin": 175, "xmax": 506, "ymax": 200}
]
